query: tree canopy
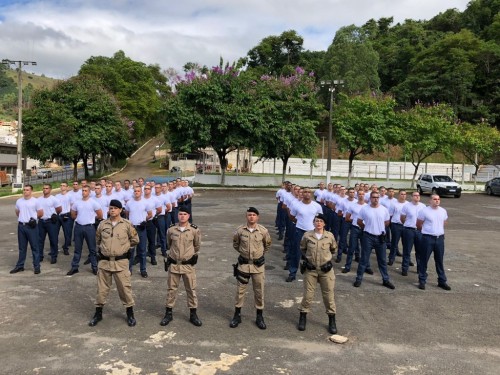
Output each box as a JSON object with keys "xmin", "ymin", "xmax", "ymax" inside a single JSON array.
[
  {"xmin": 165, "ymin": 61, "xmax": 261, "ymax": 185},
  {"xmin": 255, "ymin": 68, "xmax": 322, "ymax": 181},
  {"xmin": 22, "ymin": 75, "xmax": 131, "ymax": 179},
  {"xmin": 79, "ymin": 50, "xmax": 170, "ymax": 141}
]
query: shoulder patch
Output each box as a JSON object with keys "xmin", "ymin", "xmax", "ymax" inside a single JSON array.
[
  {"xmin": 190, "ymin": 223, "xmax": 198, "ymax": 229},
  {"xmin": 169, "ymin": 223, "xmax": 176, "ymax": 227}
]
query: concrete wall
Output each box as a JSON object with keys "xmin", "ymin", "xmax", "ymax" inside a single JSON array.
[{"xmin": 193, "ymin": 173, "xmax": 483, "ymax": 191}]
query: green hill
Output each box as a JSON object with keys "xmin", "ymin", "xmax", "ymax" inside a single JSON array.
[
  {"xmin": 1, "ymin": 69, "xmax": 59, "ymax": 121},
  {"xmin": 5, "ymin": 69, "xmax": 59, "ymax": 91}
]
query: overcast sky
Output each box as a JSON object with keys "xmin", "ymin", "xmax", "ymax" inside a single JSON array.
[{"xmin": 0, "ymin": 0, "xmax": 470, "ymax": 79}]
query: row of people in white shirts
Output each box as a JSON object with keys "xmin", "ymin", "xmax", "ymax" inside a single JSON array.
[
  {"xmin": 279, "ymin": 182, "xmax": 444, "ymax": 236},
  {"xmin": 35, "ymin": 178, "xmax": 194, "ymax": 224}
]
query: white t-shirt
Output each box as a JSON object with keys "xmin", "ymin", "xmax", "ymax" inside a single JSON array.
[
  {"xmin": 339, "ymin": 198, "xmax": 356, "ymax": 218},
  {"xmin": 314, "ymin": 188, "xmax": 326, "ymax": 203},
  {"xmin": 346, "ymin": 201, "xmax": 366, "ymax": 228},
  {"xmin": 56, "ymin": 192, "xmax": 72, "ymax": 214},
  {"xmin": 358, "ymin": 205, "xmax": 390, "ymax": 236},
  {"xmin": 154, "ymin": 193, "xmax": 169, "ymax": 215},
  {"xmin": 16, "ymin": 197, "xmax": 42, "ymax": 223},
  {"xmin": 290, "ymin": 201, "xmax": 323, "ymax": 231},
  {"xmin": 417, "ymin": 206, "xmax": 448, "ymax": 236},
  {"xmin": 276, "ymin": 188, "xmax": 286, "ymax": 202},
  {"xmin": 125, "ymin": 198, "xmax": 151, "ymax": 225},
  {"xmin": 401, "ymin": 202, "xmax": 425, "ymax": 228},
  {"xmin": 143, "ymin": 195, "xmax": 162, "ymax": 220},
  {"xmin": 72, "ymin": 198, "xmax": 101, "ymax": 225},
  {"xmin": 93, "ymin": 195, "xmax": 110, "ymax": 219},
  {"xmin": 112, "ymin": 189, "xmax": 126, "ymax": 205},
  {"xmin": 38, "ymin": 195, "xmax": 61, "ymax": 220},
  {"xmin": 389, "ymin": 201, "xmax": 407, "ymax": 224},
  {"xmin": 381, "ymin": 196, "xmax": 395, "ymax": 211}
]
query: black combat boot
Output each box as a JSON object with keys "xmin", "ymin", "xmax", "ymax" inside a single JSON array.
[
  {"xmin": 88, "ymin": 306, "xmax": 103, "ymax": 327},
  {"xmin": 229, "ymin": 307, "xmax": 242, "ymax": 328},
  {"xmin": 189, "ymin": 308, "xmax": 202, "ymax": 327},
  {"xmin": 256, "ymin": 309, "xmax": 266, "ymax": 330},
  {"xmin": 126, "ymin": 306, "xmax": 136, "ymax": 327},
  {"xmin": 160, "ymin": 307, "xmax": 173, "ymax": 326},
  {"xmin": 328, "ymin": 314, "xmax": 337, "ymax": 334},
  {"xmin": 298, "ymin": 312, "xmax": 307, "ymax": 331}
]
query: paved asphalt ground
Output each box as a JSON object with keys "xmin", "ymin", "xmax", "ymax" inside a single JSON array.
[{"xmin": 1, "ymin": 142, "xmax": 499, "ymax": 374}]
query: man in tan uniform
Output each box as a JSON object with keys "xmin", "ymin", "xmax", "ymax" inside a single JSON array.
[
  {"xmin": 89, "ymin": 199, "xmax": 139, "ymax": 327},
  {"xmin": 230, "ymin": 207, "xmax": 272, "ymax": 330},
  {"xmin": 160, "ymin": 207, "xmax": 202, "ymax": 327},
  {"xmin": 298, "ymin": 213, "xmax": 338, "ymax": 334}
]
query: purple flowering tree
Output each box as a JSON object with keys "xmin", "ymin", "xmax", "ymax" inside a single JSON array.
[{"xmin": 165, "ymin": 60, "xmax": 261, "ymax": 185}]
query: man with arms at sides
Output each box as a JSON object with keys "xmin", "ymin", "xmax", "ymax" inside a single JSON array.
[
  {"xmin": 353, "ymin": 191, "xmax": 395, "ymax": 290},
  {"xmin": 67, "ymin": 186, "xmax": 103, "ymax": 276},
  {"xmin": 160, "ymin": 207, "xmax": 202, "ymax": 327},
  {"xmin": 298, "ymin": 213, "xmax": 338, "ymax": 334},
  {"xmin": 89, "ymin": 200, "xmax": 140, "ymax": 327},
  {"xmin": 38, "ymin": 184, "xmax": 62, "ymax": 263},
  {"xmin": 230, "ymin": 207, "xmax": 272, "ymax": 330},
  {"xmin": 400, "ymin": 191, "xmax": 425, "ymax": 276},
  {"xmin": 125, "ymin": 186, "xmax": 153, "ymax": 278},
  {"xmin": 416, "ymin": 195, "xmax": 451, "ymax": 291},
  {"xmin": 11, "ymin": 185, "xmax": 43, "ymax": 275},
  {"xmin": 288, "ymin": 188, "xmax": 322, "ymax": 282}
]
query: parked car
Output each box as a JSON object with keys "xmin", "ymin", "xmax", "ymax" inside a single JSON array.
[
  {"xmin": 485, "ymin": 177, "xmax": 500, "ymax": 196},
  {"xmin": 36, "ymin": 168, "xmax": 53, "ymax": 178},
  {"xmin": 416, "ymin": 173, "xmax": 462, "ymax": 198}
]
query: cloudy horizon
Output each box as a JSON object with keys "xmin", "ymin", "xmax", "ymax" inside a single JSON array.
[{"xmin": 0, "ymin": 0, "xmax": 470, "ymax": 79}]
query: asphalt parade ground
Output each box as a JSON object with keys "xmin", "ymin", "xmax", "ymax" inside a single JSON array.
[{"xmin": 1, "ymin": 188, "xmax": 499, "ymax": 375}]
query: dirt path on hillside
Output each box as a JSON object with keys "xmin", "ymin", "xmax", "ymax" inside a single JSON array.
[{"xmin": 109, "ymin": 137, "xmax": 162, "ymax": 181}]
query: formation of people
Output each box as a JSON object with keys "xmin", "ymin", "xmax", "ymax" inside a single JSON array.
[
  {"xmin": 11, "ymin": 177, "xmax": 195, "ymax": 326},
  {"xmin": 276, "ymin": 181, "xmax": 451, "ymax": 293},
  {"xmin": 11, "ymin": 177, "xmax": 450, "ymax": 334}
]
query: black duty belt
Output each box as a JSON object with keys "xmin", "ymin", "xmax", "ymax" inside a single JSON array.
[
  {"xmin": 423, "ymin": 234, "xmax": 444, "ymax": 239},
  {"xmin": 99, "ymin": 252, "xmax": 130, "ymax": 261}
]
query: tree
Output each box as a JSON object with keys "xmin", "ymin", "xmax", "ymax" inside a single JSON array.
[
  {"xmin": 395, "ymin": 30, "xmax": 486, "ymax": 122},
  {"xmin": 456, "ymin": 122, "xmax": 500, "ymax": 188},
  {"xmin": 165, "ymin": 61, "xmax": 260, "ymax": 185},
  {"xmin": 255, "ymin": 68, "xmax": 322, "ymax": 182},
  {"xmin": 322, "ymin": 25, "xmax": 380, "ymax": 94},
  {"xmin": 79, "ymin": 50, "xmax": 170, "ymax": 141},
  {"xmin": 246, "ymin": 30, "xmax": 304, "ymax": 77},
  {"xmin": 23, "ymin": 76, "xmax": 131, "ymax": 179},
  {"xmin": 332, "ymin": 94, "xmax": 397, "ymax": 186},
  {"xmin": 396, "ymin": 103, "xmax": 458, "ymax": 186}
]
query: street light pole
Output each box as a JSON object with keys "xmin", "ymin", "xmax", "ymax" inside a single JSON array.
[
  {"xmin": 320, "ymin": 79, "xmax": 344, "ymax": 185},
  {"xmin": 2, "ymin": 59, "xmax": 37, "ymax": 185}
]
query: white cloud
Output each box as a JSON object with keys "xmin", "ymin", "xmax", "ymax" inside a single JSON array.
[{"xmin": 0, "ymin": 0, "xmax": 470, "ymax": 78}]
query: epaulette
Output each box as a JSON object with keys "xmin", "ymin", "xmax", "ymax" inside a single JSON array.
[
  {"xmin": 169, "ymin": 223, "xmax": 176, "ymax": 228},
  {"xmin": 190, "ymin": 223, "xmax": 198, "ymax": 229}
]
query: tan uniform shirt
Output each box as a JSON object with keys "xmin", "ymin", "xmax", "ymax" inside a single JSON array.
[
  {"xmin": 300, "ymin": 230, "xmax": 337, "ymax": 269},
  {"xmin": 96, "ymin": 218, "xmax": 139, "ymax": 272},
  {"xmin": 233, "ymin": 224, "xmax": 272, "ymax": 274},
  {"xmin": 167, "ymin": 223, "xmax": 201, "ymax": 274}
]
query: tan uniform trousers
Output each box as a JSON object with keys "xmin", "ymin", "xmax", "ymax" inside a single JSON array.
[
  {"xmin": 166, "ymin": 271, "xmax": 197, "ymax": 308},
  {"xmin": 96, "ymin": 268, "xmax": 134, "ymax": 308},
  {"xmin": 300, "ymin": 269, "xmax": 336, "ymax": 314},
  {"xmin": 235, "ymin": 272, "xmax": 265, "ymax": 310}
]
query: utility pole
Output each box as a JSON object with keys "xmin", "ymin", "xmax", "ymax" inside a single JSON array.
[
  {"xmin": 320, "ymin": 80, "xmax": 344, "ymax": 184},
  {"xmin": 2, "ymin": 59, "xmax": 37, "ymax": 186}
]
